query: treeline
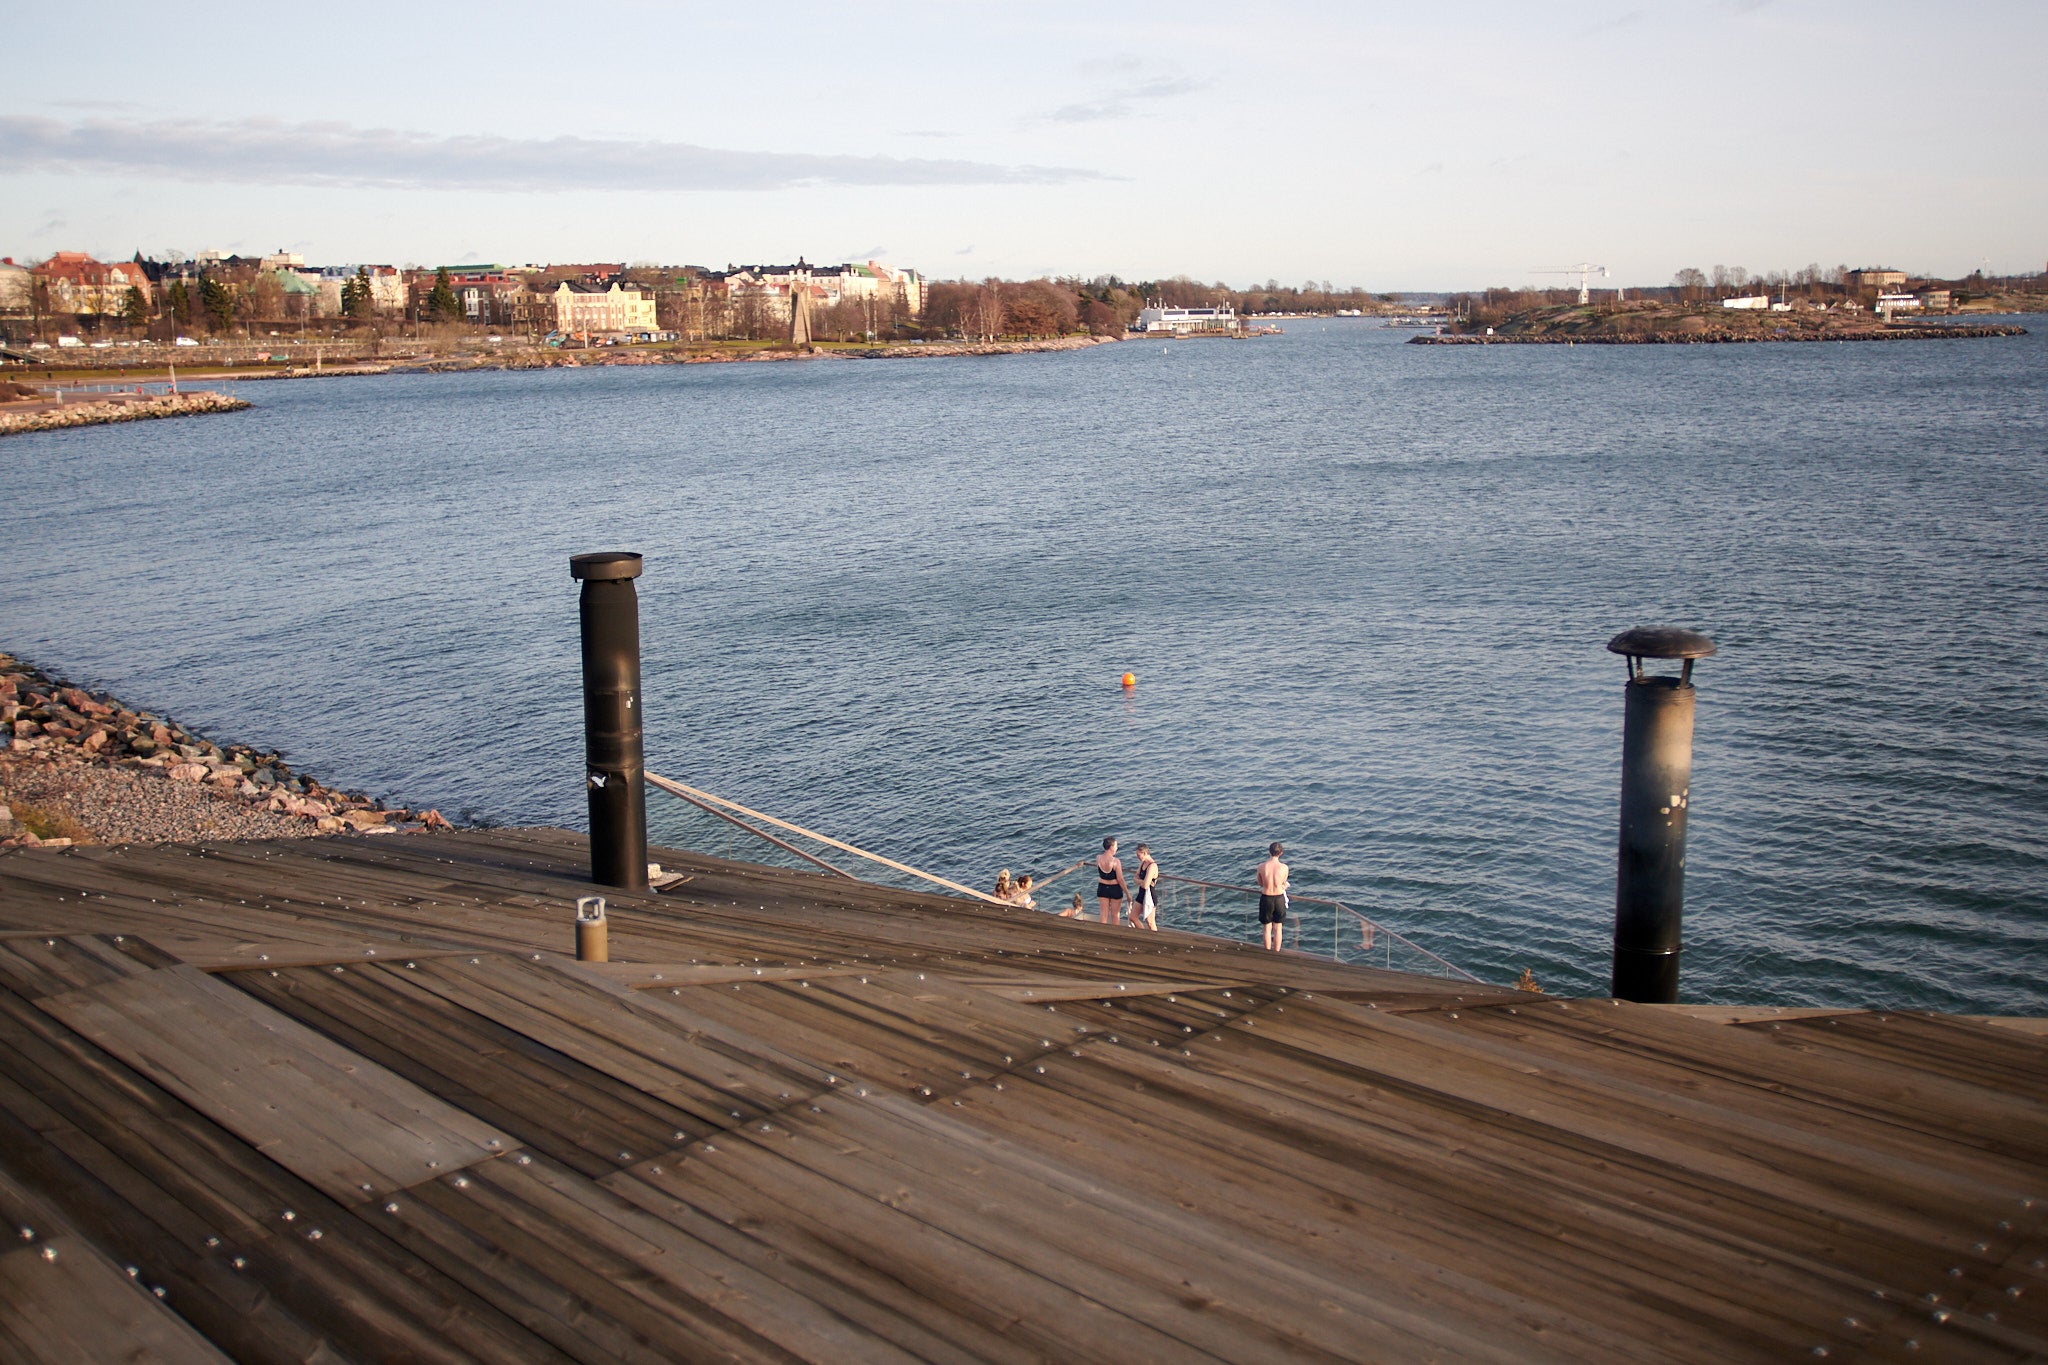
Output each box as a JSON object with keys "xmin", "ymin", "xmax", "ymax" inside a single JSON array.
[
  {"xmin": 917, "ymin": 275, "xmax": 1395, "ymax": 342},
  {"xmin": 1451, "ymin": 262, "xmax": 2047, "ymax": 329}
]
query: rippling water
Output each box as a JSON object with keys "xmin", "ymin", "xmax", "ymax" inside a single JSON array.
[{"xmin": 5, "ymin": 320, "xmax": 2045, "ymax": 1011}]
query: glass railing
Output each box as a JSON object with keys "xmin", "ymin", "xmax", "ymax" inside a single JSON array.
[{"xmin": 645, "ymin": 771, "xmax": 1482, "ymax": 983}]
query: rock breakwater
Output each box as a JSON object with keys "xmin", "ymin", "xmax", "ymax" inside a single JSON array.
[
  {"xmin": 0, "ymin": 390, "xmax": 251, "ymax": 438},
  {"xmin": 1, "ymin": 651, "xmax": 450, "ymax": 849}
]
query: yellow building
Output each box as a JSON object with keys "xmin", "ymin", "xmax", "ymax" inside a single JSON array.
[{"xmin": 552, "ymin": 282, "xmax": 658, "ymax": 336}]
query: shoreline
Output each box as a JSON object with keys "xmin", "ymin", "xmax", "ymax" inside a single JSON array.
[
  {"xmin": 1, "ymin": 650, "xmax": 450, "ymax": 848},
  {"xmin": 8, "ymin": 333, "xmax": 1121, "ymax": 388}
]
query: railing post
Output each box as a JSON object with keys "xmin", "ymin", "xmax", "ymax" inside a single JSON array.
[
  {"xmin": 571, "ymin": 551, "xmax": 648, "ymax": 892},
  {"xmin": 1606, "ymin": 627, "xmax": 1716, "ymax": 1003}
]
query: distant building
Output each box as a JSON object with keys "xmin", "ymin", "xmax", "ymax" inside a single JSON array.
[
  {"xmin": 715, "ymin": 258, "xmax": 926, "ymax": 321},
  {"xmin": 0, "ymin": 258, "xmax": 30, "ymax": 315},
  {"xmin": 1847, "ymin": 268, "xmax": 1908, "ymax": 291},
  {"xmin": 442, "ymin": 268, "xmax": 525, "ymax": 324},
  {"xmin": 317, "ymin": 265, "xmax": 407, "ymax": 316},
  {"xmin": 260, "ymin": 249, "xmax": 306, "ymax": 271},
  {"xmin": 1134, "ymin": 303, "xmax": 1241, "ymax": 334},
  {"xmin": 551, "ymin": 281, "xmax": 658, "ymax": 336},
  {"xmin": 1875, "ymin": 292, "xmax": 1922, "ymax": 312},
  {"xmin": 1919, "ymin": 289, "xmax": 1952, "ymax": 311},
  {"xmin": 545, "ymin": 263, "xmax": 626, "ymax": 286},
  {"xmin": 1720, "ymin": 295, "xmax": 1771, "ymax": 310},
  {"xmin": 30, "ymin": 252, "xmax": 153, "ymax": 315}
]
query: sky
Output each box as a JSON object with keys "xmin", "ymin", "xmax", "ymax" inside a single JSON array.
[{"xmin": 2, "ymin": 0, "xmax": 2043, "ymax": 290}]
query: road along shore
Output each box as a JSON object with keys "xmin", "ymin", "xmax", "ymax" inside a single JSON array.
[{"xmin": 1, "ymin": 651, "xmax": 450, "ymax": 849}]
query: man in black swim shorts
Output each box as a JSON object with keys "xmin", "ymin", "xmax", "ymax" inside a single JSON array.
[{"xmin": 1256, "ymin": 841, "xmax": 1289, "ymax": 951}]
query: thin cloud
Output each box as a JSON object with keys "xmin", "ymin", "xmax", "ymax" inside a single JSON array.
[
  {"xmin": 1040, "ymin": 76, "xmax": 1207, "ymax": 126},
  {"xmin": 1576, "ymin": 9, "xmax": 1645, "ymax": 36},
  {"xmin": 0, "ymin": 115, "xmax": 1106, "ymax": 192}
]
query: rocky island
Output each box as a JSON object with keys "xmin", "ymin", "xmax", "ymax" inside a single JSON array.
[{"xmin": 1412, "ymin": 299, "xmax": 2028, "ymax": 344}]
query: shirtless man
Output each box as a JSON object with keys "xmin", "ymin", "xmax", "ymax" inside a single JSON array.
[
  {"xmin": 1256, "ymin": 842, "xmax": 1289, "ymax": 951},
  {"xmin": 1095, "ymin": 836, "xmax": 1129, "ymax": 925}
]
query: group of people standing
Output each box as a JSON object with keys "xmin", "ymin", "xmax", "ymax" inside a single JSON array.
[
  {"xmin": 1091, "ymin": 836, "xmax": 1162, "ymax": 930},
  {"xmin": 993, "ymin": 836, "xmax": 1292, "ymax": 950}
]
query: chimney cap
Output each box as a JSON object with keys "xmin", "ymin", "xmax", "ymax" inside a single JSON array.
[
  {"xmin": 570, "ymin": 551, "xmax": 643, "ymax": 581},
  {"xmin": 1606, "ymin": 626, "xmax": 1715, "ymax": 660}
]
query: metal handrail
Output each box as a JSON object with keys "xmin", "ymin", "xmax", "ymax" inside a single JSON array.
[
  {"xmin": 1156, "ymin": 873, "xmax": 1483, "ymax": 982},
  {"xmin": 646, "ymin": 772, "xmax": 1007, "ymax": 905}
]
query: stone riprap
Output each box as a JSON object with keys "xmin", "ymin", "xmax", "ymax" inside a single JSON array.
[
  {"xmin": 1, "ymin": 651, "xmax": 450, "ymax": 848},
  {"xmin": 0, "ymin": 390, "xmax": 251, "ymax": 438}
]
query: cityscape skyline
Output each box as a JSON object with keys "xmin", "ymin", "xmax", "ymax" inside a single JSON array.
[{"xmin": 1, "ymin": 0, "xmax": 2043, "ymax": 290}]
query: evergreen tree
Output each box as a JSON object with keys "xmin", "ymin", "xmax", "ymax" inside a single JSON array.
[
  {"xmin": 427, "ymin": 267, "xmax": 462, "ymax": 322},
  {"xmin": 343, "ymin": 266, "xmax": 374, "ymax": 319},
  {"xmin": 123, "ymin": 286, "xmax": 149, "ymax": 327},
  {"xmin": 200, "ymin": 276, "xmax": 235, "ymax": 332},
  {"xmin": 168, "ymin": 279, "xmax": 191, "ymax": 325}
]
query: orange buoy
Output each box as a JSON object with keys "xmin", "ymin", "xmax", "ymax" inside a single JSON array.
[{"xmin": 1120, "ymin": 672, "xmax": 1137, "ymax": 689}]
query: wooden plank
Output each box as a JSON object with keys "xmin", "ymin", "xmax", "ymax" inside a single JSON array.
[
  {"xmin": 1645, "ymin": 1004, "xmax": 1856, "ymax": 1026},
  {"xmin": 230, "ymin": 962, "xmax": 747, "ymax": 1177},
  {"xmin": 0, "ymin": 987, "xmax": 567, "ymax": 1363},
  {"xmin": 37, "ymin": 962, "xmax": 514, "ymax": 1204},
  {"xmin": 0, "ymin": 1166, "xmax": 232, "ymax": 1365}
]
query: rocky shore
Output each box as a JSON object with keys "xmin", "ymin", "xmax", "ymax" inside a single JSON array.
[
  {"xmin": 1, "ymin": 651, "xmax": 449, "ymax": 850},
  {"xmin": 1411, "ymin": 323, "xmax": 2028, "ymax": 345},
  {"xmin": 0, "ymin": 389, "xmax": 251, "ymax": 438}
]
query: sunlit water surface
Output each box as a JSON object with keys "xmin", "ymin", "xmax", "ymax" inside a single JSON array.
[{"xmin": 5, "ymin": 320, "xmax": 2045, "ymax": 1011}]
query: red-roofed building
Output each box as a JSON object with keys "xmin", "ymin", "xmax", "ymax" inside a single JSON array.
[{"xmin": 31, "ymin": 252, "xmax": 153, "ymax": 316}]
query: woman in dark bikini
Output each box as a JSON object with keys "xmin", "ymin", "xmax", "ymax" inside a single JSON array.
[
  {"xmin": 1131, "ymin": 844, "xmax": 1160, "ymax": 931},
  {"xmin": 1095, "ymin": 836, "xmax": 1129, "ymax": 926}
]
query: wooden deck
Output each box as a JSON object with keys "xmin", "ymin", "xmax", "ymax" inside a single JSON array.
[{"xmin": 0, "ymin": 827, "xmax": 2041, "ymax": 1362}]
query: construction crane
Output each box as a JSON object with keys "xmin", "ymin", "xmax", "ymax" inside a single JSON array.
[{"xmin": 1533, "ymin": 263, "xmax": 1610, "ymax": 304}]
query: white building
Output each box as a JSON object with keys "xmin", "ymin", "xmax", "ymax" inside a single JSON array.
[
  {"xmin": 1720, "ymin": 295, "xmax": 1771, "ymax": 310},
  {"xmin": 0, "ymin": 258, "xmax": 30, "ymax": 314},
  {"xmin": 1134, "ymin": 303, "xmax": 1241, "ymax": 334},
  {"xmin": 317, "ymin": 265, "xmax": 407, "ymax": 316},
  {"xmin": 720, "ymin": 259, "xmax": 925, "ymax": 320},
  {"xmin": 552, "ymin": 281, "xmax": 658, "ymax": 336}
]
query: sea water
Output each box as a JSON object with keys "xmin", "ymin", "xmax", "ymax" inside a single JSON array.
[{"xmin": 4, "ymin": 320, "xmax": 2044, "ymax": 1012}]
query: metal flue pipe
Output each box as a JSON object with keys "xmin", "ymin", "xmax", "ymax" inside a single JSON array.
[
  {"xmin": 1606, "ymin": 626, "xmax": 1716, "ymax": 1003},
  {"xmin": 571, "ymin": 551, "xmax": 647, "ymax": 892}
]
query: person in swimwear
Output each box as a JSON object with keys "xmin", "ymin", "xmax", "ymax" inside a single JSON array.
[
  {"xmin": 992, "ymin": 869, "xmax": 1013, "ymax": 903},
  {"xmin": 1095, "ymin": 836, "xmax": 1129, "ymax": 925},
  {"xmin": 1256, "ymin": 841, "xmax": 1289, "ymax": 951},
  {"xmin": 1012, "ymin": 872, "xmax": 1037, "ymax": 910},
  {"xmin": 1060, "ymin": 891, "xmax": 1086, "ymax": 918},
  {"xmin": 1131, "ymin": 844, "xmax": 1160, "ymax": 931}
]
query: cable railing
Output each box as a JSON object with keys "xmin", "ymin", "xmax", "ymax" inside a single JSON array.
[{"xmin": 643, "ymin": 772, "xmax": 1482, "ymax": 983}]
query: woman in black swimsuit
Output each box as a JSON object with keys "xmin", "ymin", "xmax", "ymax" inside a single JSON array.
[
  {"xmin": 1132, "ymin": 844, "xmax": 1160, "ymax": 931},
  {"xmin": 1095, "ymin": 836, "xmax": 1129, "ymax": 926}
]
